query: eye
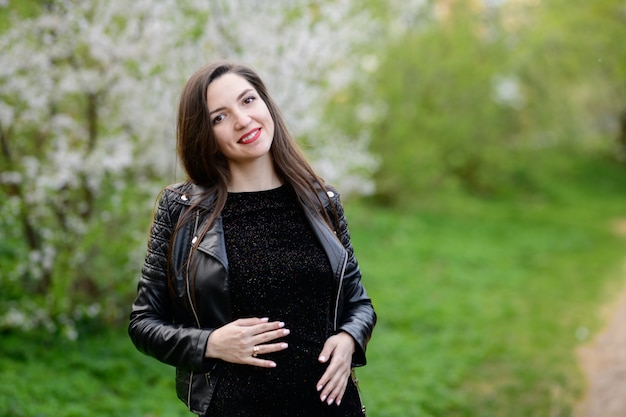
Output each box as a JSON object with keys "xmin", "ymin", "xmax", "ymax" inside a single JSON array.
[
  {"xmin": 212, "ymin": 114, "xmax": 225, "ymax": 125},
  {"xmin": 243, "ymin": 95, "xmax": 256, "ymax": 105}
]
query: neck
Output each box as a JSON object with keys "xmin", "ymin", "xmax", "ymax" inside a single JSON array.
[{"xmin": 227, "ymin": 157, "xmax": 283, "ymax": 192}]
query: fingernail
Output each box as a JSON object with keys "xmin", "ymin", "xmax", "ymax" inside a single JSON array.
[
  {"xmin": 283, "ymin": 329, "xmax": 290, "ymax": 335},
  {"xmin": 269, "ymin": 362, "xmax": 277, "ymax": 368},
  {"xmin": 318, "ymin": 356, "xmax": 326, "ymax": 362},
  {"xmin": 281, "ymin": 343, "xmax": 288, "ymax": 349},
  {"xmin": 321, "ymin": 395, "xmax": 327, "ymax": 402},
  {"xmin": 327, "ymin": 398, "xmax": 334, "ymax": 406},
  {"xmin": 261, "ymin": 317, "xmax": 269, "ymax": 322},
  {"xmin": 317, "ymin": 385, "xmax": 323, "ymax": 392},
  {"xmin": 336, "ymin": 399, "xmax": 341, "ymax": 406},
  {"xmin": 279, "ymin": 321, "xmax": 285, "ymax": 327}
]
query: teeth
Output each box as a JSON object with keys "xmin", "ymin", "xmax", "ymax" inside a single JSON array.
[{"xmin": 242, "ymin": 129, "xmax": 257, "ymax": 142}]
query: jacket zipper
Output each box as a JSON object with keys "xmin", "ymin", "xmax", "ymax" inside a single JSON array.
[
  {"xmin": 186, "ymin": 210, "xmax": 202, "ymax": 328},
  {"xmin": 186, "ymin": 210, "xmax": 202, "ymax": 410},
  {"xmin": 333, "ymin": 253, "xmax": 348, "ymax": 331}
]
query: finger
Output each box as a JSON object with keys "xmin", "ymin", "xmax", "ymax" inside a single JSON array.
[
  {"xmin": 318, "ymin": 340, "xmax": 337, "ymax": 364},
  {"xmin": 327, "ymin": 376, "xmax": 349, "ymax": 406},
  {"xmin": 234, "ymin": 317, "xmax": 269, "ymax": 327},
  {"xmin": 316, "ymin": 362, "xmax": 337, "ymax": 399},
  {"xmin": 316, "ymin": 342, "xmax": 338, "ymax": 392},
  {"xmin": 255, "ymin": 326, "xmax": 290, "ymax": 345},
  {"xmin": 317, "ymin": 352, "xmax": 352, "ymax": 404},
  {"xmin": 252, "ymin": 358, "xmax": 278, "ymax": 368},
  {"xmin": 251, "ymin": 342, "xmax": 289, "ymax": 357},
  {"xmin": 251, "ymin": 342, "xmax": 289, "ymax": 358},
  {"xmin": 253, "ymin": 319, "xmax": 286, "ymax": 331},
  {"xmin": 249, "ymin": 342, "xmax": 289, "ymax": 368},
  {"xmin": 318, "ymin": 366, "xmax": 349, "ymax": 406}
]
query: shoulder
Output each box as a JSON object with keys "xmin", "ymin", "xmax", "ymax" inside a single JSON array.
[
  {"xmin": 160, "ymin": 181, "xmax": 216, "ymax": 210},
  {"xmin": 314, "ymin": 182, "xmax": 342, "ymax": 208},
  {"xmin": 161, "ymin": 181, "xmax": 192, "ymax": 199}
]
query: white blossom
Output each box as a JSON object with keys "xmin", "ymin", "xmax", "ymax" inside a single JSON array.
[
  {"xmin": 492, "ymin": 74, "xmax": 525, "ymax": 108},
  {"xmin": 0, "ymin": 0, "xmax": 380, "ymax": 333}
]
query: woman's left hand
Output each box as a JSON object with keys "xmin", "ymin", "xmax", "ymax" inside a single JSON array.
[{"xmin": 316, "ymin": 331, "xmax": 356, "ymax": 406}]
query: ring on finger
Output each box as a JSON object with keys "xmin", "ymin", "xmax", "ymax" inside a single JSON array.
[{"xmin": 252, "ymin": 345, "xmax": 260, "ymax": 357}]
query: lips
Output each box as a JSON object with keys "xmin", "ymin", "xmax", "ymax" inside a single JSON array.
[{"xmin": 239, "ymin": 128, "xmax": 261, "ymax": 144}]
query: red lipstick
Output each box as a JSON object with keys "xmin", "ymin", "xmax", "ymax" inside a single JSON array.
[{"xmin": 239, "ymin": 128, "xmax": 261, "ymax": 144}]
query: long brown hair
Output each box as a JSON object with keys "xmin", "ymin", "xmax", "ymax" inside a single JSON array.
[{"xmin": 170, "ymin": 62, "xmax": 338, "ymax": 298}]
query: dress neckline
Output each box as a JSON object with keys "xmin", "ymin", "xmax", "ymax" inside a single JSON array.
[{"xmin": 227, "ymin": 183, "xmax": 288, "ymax": 196}]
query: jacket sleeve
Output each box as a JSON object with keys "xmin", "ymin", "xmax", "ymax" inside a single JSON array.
[
  {"xmin": 128, "ymin": 189, "xmax": 213, "ymax": 372},
  {"xmin": 331, "ymin": 192, "xmax": 377, "ymax": 367}
]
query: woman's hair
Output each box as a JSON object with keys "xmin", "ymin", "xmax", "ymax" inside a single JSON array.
[{"xmin": 170, "ymin": 62, "xmax": 338, "ymax": 299}]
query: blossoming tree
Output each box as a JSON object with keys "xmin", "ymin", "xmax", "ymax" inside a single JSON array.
[{"xmin": 0, "ymin": 0, "xmax": 378, "ymax": 336}]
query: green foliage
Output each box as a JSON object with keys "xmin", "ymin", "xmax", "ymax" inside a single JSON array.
[
  {"xmin": 0, "ymin": 181, "xmax": 156, "ymax": 334},
  {"xmin": 329, "ymin": 2, "xmax": 526, "ymax": 202},
  {"xmin": 510, "ymin": 0, "xmax": 626, "ymax": 147},
  {"xmin": 371, "ymin": 12, "xmax": 520, "ymax": 198},
  {"xmin": 328, "ymin": 0, "xmax": 626, "ymax": 204},
  {"xmin": 0, "ymin": 0, "xmax": 40, "ymax": 33}
]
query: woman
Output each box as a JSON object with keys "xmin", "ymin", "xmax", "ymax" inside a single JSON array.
[{"xmin": 128, "ymin": 62, "xmax": 376, "ymax": 416}]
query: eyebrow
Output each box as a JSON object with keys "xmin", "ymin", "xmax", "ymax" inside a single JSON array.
[{"xmin": 208, "ymin": 88, "xmax": 254, "ymax": 116}]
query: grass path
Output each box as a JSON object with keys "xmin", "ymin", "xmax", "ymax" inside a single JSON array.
[{"xmin": 574, "ymin": 218, "xmax": 626, "ymax": 417}]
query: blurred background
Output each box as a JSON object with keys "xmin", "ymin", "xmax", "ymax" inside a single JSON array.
[{"xmin": 1, "ymin": 0, "xmax": 625, "ymax": 416}]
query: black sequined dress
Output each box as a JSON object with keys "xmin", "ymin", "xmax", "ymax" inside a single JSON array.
[{"xmin": 206, "ymin": 185, "xmax": 363, "ymax": 417}]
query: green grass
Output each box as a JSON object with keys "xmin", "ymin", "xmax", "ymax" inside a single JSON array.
[
  {"xmin": 1, "ymin": 152, "xmax": 625, "ymax": 416},
  {"xmin": 0, "ymin": 327, "xmax": 189, "ymax": 417},
  {"xmin": 351, "ymin": 153, "xmax": 626, "ymax": 417},
  {"xmin": 351, "ymin": 202, "xmax": 623, "ymax": 416}
]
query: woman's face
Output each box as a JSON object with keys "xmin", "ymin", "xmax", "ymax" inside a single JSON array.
[{"xmin": 206, "ymin": 73, "xmax": 275, "ymax": 167}]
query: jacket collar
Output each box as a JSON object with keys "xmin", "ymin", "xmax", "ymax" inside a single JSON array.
[
  {"xmin": 167, "ymin": 182, "xmax": 216, "ymax": 211},
  {"xmin": 169, "ymin": 181, "xmax": 334, "ymax": 213},
  {"xmin": 169, "ymin": 180, "xmax": 345, "ymax": 274}
]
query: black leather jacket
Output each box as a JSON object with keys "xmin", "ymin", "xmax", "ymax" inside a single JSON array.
[{"xmin": 128, "ymin": 181, "xmax": 376, "ymax": 415}]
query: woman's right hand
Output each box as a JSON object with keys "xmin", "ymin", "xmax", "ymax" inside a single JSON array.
[{"xmin": 204, "ymin": 317, "xmax": 290, "ymax": 368}]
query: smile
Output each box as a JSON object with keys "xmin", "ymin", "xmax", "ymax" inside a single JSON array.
[{"xmin": 239, "ymin": 128, "xmax": 261, "ymax": 144}]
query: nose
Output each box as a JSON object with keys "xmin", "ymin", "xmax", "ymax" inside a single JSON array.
[{"xmin": 233, "ymin": 109, "xmax": 251, "ymax": 130}]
